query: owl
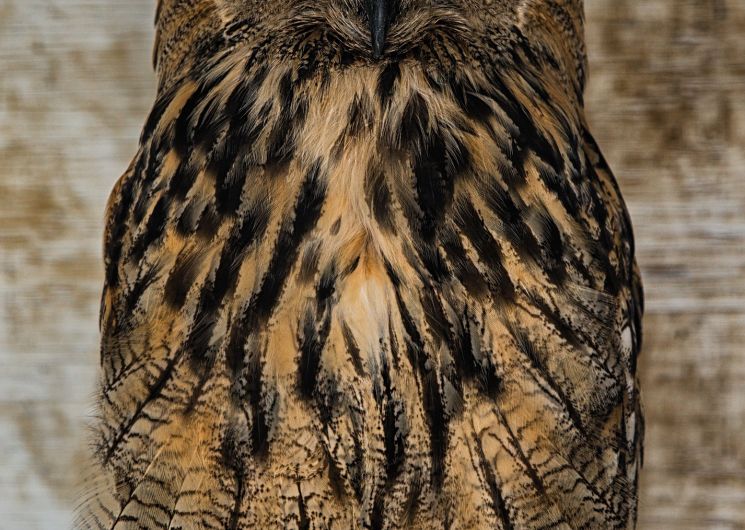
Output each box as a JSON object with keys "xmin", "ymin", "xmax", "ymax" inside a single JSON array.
[{"xmin": 78, "ymin": 0, "xmax": 643, "ymax": 528}]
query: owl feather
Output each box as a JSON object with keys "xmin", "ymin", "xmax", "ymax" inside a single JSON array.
[{"xmin": 78, "ymin": 0, "xmax": 643, "ymax": 528}]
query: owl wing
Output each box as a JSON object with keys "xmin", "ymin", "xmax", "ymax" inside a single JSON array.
[
  {"xmin": 79, "ymin": 41, "xmax": 284, "ymax": 526},
  {"xmin": 79, "ymin": 18, "xmax": 366, "ymax": 521},
  {"xmin": 582, "ymin": 125, "xmax": 645, "ymax": 493},
  {"xmin": 428, "ymin": 41, "xmax": 644, "ymax": 525}
]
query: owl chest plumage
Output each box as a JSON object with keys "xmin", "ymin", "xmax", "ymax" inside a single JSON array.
[{"xmin": 89, "ymin": 32, "xmax": 642, "ymax": 530}]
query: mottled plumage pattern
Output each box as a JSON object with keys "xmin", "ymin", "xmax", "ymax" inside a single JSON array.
[{"xmin": 79, "ymin": 0, "xmax": 643, "ymax": 528}]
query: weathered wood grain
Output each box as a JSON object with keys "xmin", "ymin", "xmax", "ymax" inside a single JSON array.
[
  {"xmin": 0, "ymin": 1, "xmax": 743, "ymax": 528},
  {"xmin": 0, "ymin": 2, "xmax": 155, "ymax": 527},
  {"xmin": 585, "ymin": 2, "xmax": 745, "ymax": 528}
]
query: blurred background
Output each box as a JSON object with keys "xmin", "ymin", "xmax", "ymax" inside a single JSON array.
[{"xmin": 1, "ymin": 1, "xmax": 744, "ymax": 528}]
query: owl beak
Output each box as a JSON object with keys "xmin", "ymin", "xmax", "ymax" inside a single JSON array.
[{"xmin": 366, "ymin": 0, "xmax": 390, "ymax": 58}]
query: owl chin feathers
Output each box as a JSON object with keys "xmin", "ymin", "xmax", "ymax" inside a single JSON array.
[{"xmin": 278, "ymin": 2, "xmax": 474, "ymax": 61}]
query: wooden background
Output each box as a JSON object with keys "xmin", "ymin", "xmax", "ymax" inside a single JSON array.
[{"xmin": 1, "ymin": 1, "xmax": 743, "ymax": 528}]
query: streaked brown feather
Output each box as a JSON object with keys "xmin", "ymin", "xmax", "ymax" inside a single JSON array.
[{"xmin": 79, "ymin": 1, "xmax": 643, "ymax": 528}]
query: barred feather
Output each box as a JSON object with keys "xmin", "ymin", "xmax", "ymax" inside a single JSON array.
[{"xmin": 79, "ymin": 1, "xmax": 643, "ymax": 528}]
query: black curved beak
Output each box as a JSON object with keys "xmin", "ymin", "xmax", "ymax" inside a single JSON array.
[{"xmin": 366, "ymin": 0, "xmax": 390, "ymax": 58}]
